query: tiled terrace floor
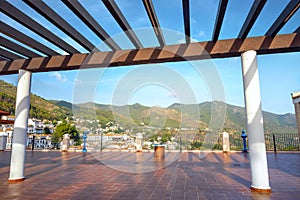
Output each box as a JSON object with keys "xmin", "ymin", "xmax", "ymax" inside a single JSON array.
[{"xmin": 0, "ymin": 151, "xmax": 299, "ymax": 200}]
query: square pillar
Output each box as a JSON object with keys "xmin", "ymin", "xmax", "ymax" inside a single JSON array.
[{"xmin": 241, "ymin": 50, "xmax": 271, "ymax": 192}]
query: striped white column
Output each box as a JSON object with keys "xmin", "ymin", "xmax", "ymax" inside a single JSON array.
[
  {"xmin": 9, "ymin": 70, "xmax": 32, "ymax": 182},
  {"xmin": 241, "ymin": 50, "xmax": 271, "ymax": 192}
]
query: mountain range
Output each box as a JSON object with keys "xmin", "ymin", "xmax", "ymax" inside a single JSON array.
[{"xmin": 0, "ymin": 80, "xmax": 297, "ymax": 133}]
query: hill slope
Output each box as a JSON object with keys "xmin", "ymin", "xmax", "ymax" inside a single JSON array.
[
  {"xmin": 0, "ymin": 80, "xmax": 297, "ymax": 133},
  {"xmin": 0, "ymin": 80, "xmax": 71, "ymax": 120},
  {"xmin": 66, "ymin": 101, "xmax": 297, "ymax": 133}
]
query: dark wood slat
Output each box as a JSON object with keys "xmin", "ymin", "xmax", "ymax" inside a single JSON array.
[
  {"xmin": 102, "ymin": 0, "xmax": 143, "ymax": 48},
  {"xmin": 0, "ymin": 48, "xmax": 24, "ymax": 60},
  {"xmin": 1, "ymin": 33, "xmax": 299, "ymax": 75},
  {"xmin": 62, "ymin": 0, "xmax": 120, "ymax": 51},
  {"xmin": 238, "ymin": 0, "xmax": 267, "ymax": 39},
  {"xmin": 0, "ymin": 1, "xmax": 80, "ymax": 54},
  {"xmin": 266, "ymin": 0, "xmax": 300, "ymax": 36},
  {"xmin": 0, "ymin": 36, "xmax": 40, "ymax": 58},
  {"xmin": 0, "ymin": 22, "xmax": 59, "ymax": 56},
  {"xmin": 294, "ymin": 26, "xmax": 300, "ymax": 33},
  {"xmin": 0, "ymin": 56, "xmax": 9, "ymax": 61},
  {"xmin": 142, "ymin": 0, "xmax": 165, "ymax": 47},
  {"xmin": 182, "ymin": 0, "xmax": 190, "ymax": 44},
  {"xmin": 212, "ymin": 0, "xmax": 228, "ymax": 42},
  {"xmin": 24, "ymin": 0, "xmax": 97, "ymax": 52}
]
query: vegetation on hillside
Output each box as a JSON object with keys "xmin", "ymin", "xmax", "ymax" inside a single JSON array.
[
  {"xmin": 0, "ymin": 80, "xmax": 71, "ymax": 120},
  {"xmin": 0, "ymin": 80, "xmax": 297, "ymax": 134}
]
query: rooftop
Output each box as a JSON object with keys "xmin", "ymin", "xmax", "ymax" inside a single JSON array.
[
  {"xmin": 292, "ymin": 91, "xmax": 300, "ymax": 99},
  {"xmin": 0, "ymin": 151, "xmax": 299, "ymax": 199}
]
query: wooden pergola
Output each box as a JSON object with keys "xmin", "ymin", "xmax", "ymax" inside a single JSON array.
[
  {"xmin": 1, "ymin": 0, "xmax": 299, "ymax": 192},
  {"xmin": 0, "ymin": 0, "xmax": 299, "ymax": 75}
]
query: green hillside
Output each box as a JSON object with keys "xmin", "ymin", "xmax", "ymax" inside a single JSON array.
[
  {"xmin": 69, "ymin": 101, "xmax": 297, "ymax": 134},
  {"xmin": 0, "ymin": 80, "xmax": 71, "ymax": 120},
  {"xmin": 0, "ymin": 80, "xmax": 297, "ymax": 133}
]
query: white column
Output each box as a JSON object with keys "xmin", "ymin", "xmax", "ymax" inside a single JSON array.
[
  {"xmin": 241, "ymin": 50, "xmax": 271, "ymax": 192},
  {"xmin": 9, "ymin": 70, "xmax": 32, "ymax": 182},
  {"xmin": 291, "ymin": 92, "xmax": 300, "ymax": 139}
]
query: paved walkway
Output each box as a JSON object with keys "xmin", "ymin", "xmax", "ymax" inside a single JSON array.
[{"xmin": 0, "ymin": 151, "xmax": 299, "ymax": 200}]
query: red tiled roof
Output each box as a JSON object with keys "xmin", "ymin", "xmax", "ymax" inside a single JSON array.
[{"xmin": 0, "ymin": 110, "xmax": 10, "ymax": 115}]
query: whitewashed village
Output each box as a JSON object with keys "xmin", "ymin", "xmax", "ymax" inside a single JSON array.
[{"xmin": 0, "ymin": 110, "xmax": 194, "ymax": 152}]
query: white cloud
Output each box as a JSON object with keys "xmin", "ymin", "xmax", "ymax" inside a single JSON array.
[
  {"xmin": 177, "ymin": 38, "xmax": 186, "ymax": 44},
  {"xmin": 191, "ymin": 18, "xmax": 197, "ymax": 24},
  {"xmin": 198, "ymin": 30, "xmax": 205, "ymax": 38},
  {"xmin": 49, "ymin": 72, "xmax": 67, "ymax": 83},
  {"xmin": 177, "ymin": 37, "xmax": 198, "ymax": 43},
  {"xmin": 55, "ymin": 49, "xmax": 69, "ymax": 55},
  {"xmin": 137, "ymin": 17, "xmax": 147, "ymax": 23}
]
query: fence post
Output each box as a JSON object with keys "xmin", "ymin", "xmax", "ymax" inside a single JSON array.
[{"xmin": 272, "ymin": 134, "xmax": 277, "ymax": 153}]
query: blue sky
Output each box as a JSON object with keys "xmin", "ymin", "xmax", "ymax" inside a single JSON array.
[{"xmin": 0, "ymin": 0, "xmax": 299, "ymax": 114}]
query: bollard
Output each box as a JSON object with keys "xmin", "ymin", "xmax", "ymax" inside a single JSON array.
[
  {"xmin": 61, "ymin": 134, "xmax": 70, "ymax": 152},
  {"xmin": 154, "ymin": 144, "xmax": 165, "ymax": 160},
  {"xmin": 241, "ymin": 129, "xmax": 248, "ymax": 153},
  {"xmin": 82, "ymin": 131, "xmax": 87, "ymax": 153},
  {"xmin": 136, "ymin": 133, "xmax": 143, "ymax": 152},
  {"xmin": 222, "ymin": 132, "xmax": 230, "ymax": 153}
]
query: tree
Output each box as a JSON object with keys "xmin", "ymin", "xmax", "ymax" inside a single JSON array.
[
  {"xmin": 43, "ymin": 127, "xmax": 51, "ymax": 134},
  {"xmin": 52, "ymin": 120, "xmax": 58, "ymax": 126},
  {"xmin": 51, "ymin": 121, "xmax": 80, "ymax": 145}
]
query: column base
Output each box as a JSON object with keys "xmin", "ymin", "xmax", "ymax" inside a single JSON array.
[
  {"xmin": 251, "ymin": 186, "xmax": 271, "ymax": 193},
  {"xmin": 8, "ymin": 177, "xmax": 25, "ymax": 183}
]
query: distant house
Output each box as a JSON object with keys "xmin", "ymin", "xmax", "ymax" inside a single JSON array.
[
  {"xmin": 0, "ymin": 110, "xmax": 14, "ymax": 149},
  {"xmin": 27, "ymin": 118, "xmax": 44, "ymax": 134},
  {"xmin": 0, "ymin": 110, "xmax": 14, "ymax": 125}
]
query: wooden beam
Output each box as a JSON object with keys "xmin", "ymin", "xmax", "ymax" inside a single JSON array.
[
  {"xmin": 0, "ymin": 1, "xmax": 80, "ymax": 54},
  {"xmin": 0, "ymin": 57, "xmax": 9, "ymax": 61},
  {"xmin": 212, "ymin": 0, "xmax": 229, "ymax": 42},
  {"xmin": 182, "ymin": 0, "xmax": 191, "ymax": 44},
  {"xmin": 0, "ymin": 36, "xmax": 40, "ymax": 58},
  {"xmin": 266, "ymin": 0, "xmax": 300, "ymax": 36},
  {"xmin": 0, "ymin": 48, "xmax": 24, "ymax": 60},
  {"xmin": 142, "ymin": 0, "xmax": 165, "ymax": 47},
  {"xmin": 0, "ymin": 22, "xmax": 59, "ymax": 56},
  {"xmin": 238, "ymin": 0, "xmax": 267, "ymax": 39},
  {"xmin": 0, "ymin": 33, "xmax": 299, "ymax": 75},
  {"xmin": 62, "ymin": 0, "xmax": 120, "ymax": 51},
  {"xmin": 102, "ymin": 0, "xmax": 143, "ymax": 48},
  {"xmin": 23, "ymin": 0, "xmax": 97, "ymax": 52}
]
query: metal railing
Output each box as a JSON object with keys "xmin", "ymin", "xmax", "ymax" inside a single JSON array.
[{"xmin": 212, "ymin": 133, "xmax": 299, "ymax": 151}]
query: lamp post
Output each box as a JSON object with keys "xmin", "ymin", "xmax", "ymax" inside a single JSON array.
[
  {"xmin": 82, "ymin": 131, "xmax": 87, "ymax": 153},
  {"xmin": 241, "ymin": 129, "xmax": 248, "ymax": 153}
]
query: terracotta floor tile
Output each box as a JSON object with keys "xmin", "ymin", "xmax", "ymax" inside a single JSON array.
[{"xmin": 0, "ymin": 151, "xmax": 299, "ymax": 199}]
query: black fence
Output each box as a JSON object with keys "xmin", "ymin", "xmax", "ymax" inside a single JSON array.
[
  {"xmin": 211, "ymin": 133, "xmax": 299, "ymax": 151},
  {"xmin": 264, "ymin": 133, "xmax": 299, "ymax": 151}
]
